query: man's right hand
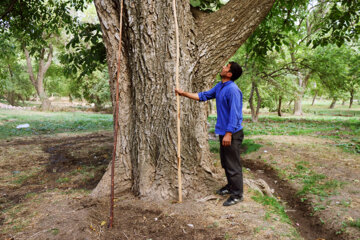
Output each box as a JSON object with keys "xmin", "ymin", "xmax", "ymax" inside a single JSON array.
[
  {"xmin": 174, "ymin": 89, "xmax": 200, "ymax": 101},
  {"xmin": 175, "ymin": 89, "xmax": 184, "ymax": 96}
]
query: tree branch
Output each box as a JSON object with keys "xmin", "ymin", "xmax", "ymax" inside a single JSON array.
[
  {"xmin": 36, "ymin": 44, "xmax": 53, "ymax": 88},
  {"xmin": 195, "ymin": 0, "xmax": 276, "ymax": 80},
  {"xmin": 43, "ymin": 44, "xmax": 53, "ymax": 73}
]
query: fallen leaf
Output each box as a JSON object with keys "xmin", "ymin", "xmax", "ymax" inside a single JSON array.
[{"xmin": 101, "ymin": 221, "xmax": 106, "ymax": 226}]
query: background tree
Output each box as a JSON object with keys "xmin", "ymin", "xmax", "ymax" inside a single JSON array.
[
  {"xmin": 0, "ymin": 0, "xmax": 91, "ymax": 109},
  {"xmin": 0, "ymin": 34, "xmax": 34, "ymax": 105}
]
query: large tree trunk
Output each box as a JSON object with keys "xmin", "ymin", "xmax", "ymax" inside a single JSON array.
[
  {"xmin": 92, "ymin": 0, "xmax": 275, "ymax": 200},
  {"xmin": 23, "ymin": 45, "xmax": 53, "ymax": 110}
]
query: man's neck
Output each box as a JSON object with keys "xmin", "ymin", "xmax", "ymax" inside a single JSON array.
[{"xmin": 221, "ymin": 77, "xmax": 231, "ymax": 83}]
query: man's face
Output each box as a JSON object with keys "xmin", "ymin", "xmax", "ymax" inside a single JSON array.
[{"xmin": 220, "ymin": 63, "xmax": 232, "ymax": 78}]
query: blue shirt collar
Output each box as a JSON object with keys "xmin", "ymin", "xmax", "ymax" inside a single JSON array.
[{"xmin": 221, "ymin": 81, "xmax": 233, "ymax": 86}]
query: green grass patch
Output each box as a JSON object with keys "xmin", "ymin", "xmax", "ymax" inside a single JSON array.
[
  {"xmin": 251, "ymin": 191, "xmax": 291, "ymax": 224},
  {"xmin": 243, "ymin": 139, "xmax": 262, "ymax": 154},
  {"xmin": 334, "ymin": 142, "xmax": 360, "ymax": 154},
  {"xmin": 56, "ymin": 177, "xmax": 70, "ymax": 184},
  {"xmin": 49, "ymin": 228, "xmax": 60, "ymax": 235},
  {"xmin": 209, "ymin": 140, "xmax": 220, "ymax": 153},
  {"xmin": 12, "ymin": 172, "xmax": 36, "ymax": 185},
  {"xmin": 0, "ymin": 109, "xmax": 113, "ymax": 139},
  {"xmin": 207, "ymin": 115, "xmax": 360, "ymax": 154},
  {"xmin": 288, "ymin": 161, "xmax": 346, "ymax": 198},
  {"xmin": 347, "ymin": 218, "xmax": 360, "ymax": 230}
]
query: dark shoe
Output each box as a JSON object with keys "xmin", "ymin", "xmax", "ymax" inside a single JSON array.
[
  {"xmin": 223, "ymin": 195, "xmax": 243, "ymax": 206},
  {"xmin": 216, "ymin": 186, "xmax": 231, "ymax": 196}
]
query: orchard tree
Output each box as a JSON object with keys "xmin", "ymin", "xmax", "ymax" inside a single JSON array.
[
  {"xmin": 310, "ymin": 45, "xmax": 350, "ymax": 109},
  {"xmin": 0, "ymin": 34, "xmax": 33, "ymax": 105},
  {"xmin": 346, "ymin": 50, "xmax": 360, "ymax": 108},
  {"xmin": 0, "ymin": 0, "xmax": 90, "ymax": 109},
  {"xmin": 91, "ymin": 0, "xmax": 276, "ymax": 199}
]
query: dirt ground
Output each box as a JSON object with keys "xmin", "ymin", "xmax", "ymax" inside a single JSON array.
[{"xmin": 0, "ymin": 132, "xmax": 359, "ymax": 239}]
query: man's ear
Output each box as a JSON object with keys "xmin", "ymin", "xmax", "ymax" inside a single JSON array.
[{"xmin": 227, "ymin": 72, "xmax": 232, "ymax": 78}]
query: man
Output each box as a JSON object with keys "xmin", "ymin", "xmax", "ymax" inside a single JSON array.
[{"xmin": 175, "ymin": 61, "xmax": 244, "ymax": 206}]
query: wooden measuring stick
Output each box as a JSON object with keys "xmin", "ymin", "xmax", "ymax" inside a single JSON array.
[
  {"xmin": 109, "ymin": 0, "xmax": 124, "ymax": 228},
  {"xmin": 172, "ymin": 0, "xmax": 182, "ymax": 203}
]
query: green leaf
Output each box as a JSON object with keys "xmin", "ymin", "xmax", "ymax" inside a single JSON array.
[{"xmin": 190, "ymin": 0, "xmax": 201, "ymax": 7}]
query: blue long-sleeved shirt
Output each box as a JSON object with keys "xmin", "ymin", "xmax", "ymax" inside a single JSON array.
[{"xmin": 198, "ymin": 81, "xmax": 243, "ymax": 136}]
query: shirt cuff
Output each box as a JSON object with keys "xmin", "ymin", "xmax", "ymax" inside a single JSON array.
[
  {"xmin": 198, "ymin": 92, "xmax": 206, "ymax": 102},
  {"xmin": 225, "ymin": 126, "xmax": 236, "ymax": 133}
]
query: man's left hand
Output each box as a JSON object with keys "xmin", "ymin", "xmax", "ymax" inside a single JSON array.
[{"xmin": 222, "ymin": 132, "xmax": 232, "ymax": 146}]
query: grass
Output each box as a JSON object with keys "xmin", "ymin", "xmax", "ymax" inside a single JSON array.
[
  {"xmin": 287, "ymin": 161, "xmax": 346, "ymax": 198},
  {"xmin": 251, "ymin": 191, "xmax": 291, "ymax": 224},
  {"xmin": 208, "ymin": 110, "xmax": 360, "ymax": 154},
  {"xmin": 56, "ymin": 177, "xmax": 70, "ymax": 184},
  {"xmin": 347, "ymin": 218, "xmax": 360, "ymax": 230},
  {"xmin": 0, "ymin": 109, "xmax": 113, "ymax": 139},
  {"xmin": 49, "ymin": 228, "xmax": 60, "ymax": 235}
]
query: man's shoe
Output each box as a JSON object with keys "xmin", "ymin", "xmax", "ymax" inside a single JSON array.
[
  {"xmin": 223, "ymin": 195, "xmax": 243, "ymax": 206},
  {"xmin": 216, "ymin": 186, "xmax": 231, "ymax": 196}
]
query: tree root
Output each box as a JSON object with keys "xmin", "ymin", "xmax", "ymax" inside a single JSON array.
[
  {"xmin": 196, "ymin": 178, "xmax": 274, "ymax": 202},
  {"xmin": 244, "ymin": 178, "xmax": 274, "ymax": 197}
]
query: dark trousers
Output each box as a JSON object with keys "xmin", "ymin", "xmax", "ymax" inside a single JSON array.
[{"xmin": 219, "ymin": 129, "xmax": 244, "ymax": 197}]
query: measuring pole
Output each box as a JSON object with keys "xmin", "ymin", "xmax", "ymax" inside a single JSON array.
[
  {"xmin": 172, "ymin": 0, "xmax": 182, "ymax": 203},
  {"xmin": 109, "ymin": 0, "xmax": 124, "ymax": 228}
]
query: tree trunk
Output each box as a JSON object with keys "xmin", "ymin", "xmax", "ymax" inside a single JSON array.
[
  {"xmin": 293, "ymin": 72, "xmax": 311, "ymax": 116},
  {"xmin": 5, "ymin": 92, "xmax": 16, "ymax": 106},
  {"xmin": 349, "ymin": 89, "xmax": 354, "ymax": 109},
  {"xmin": 23, "ymin": 45, "xmax": 53, "ymax": 110},
  {"xmin": 6, "ymin": 64, "xmax": 16, "ymax": 106},
  {"xmin": 311, "ymin": 90, "xmax": 317, "ymax": 106},
  {"xmin": 288, "ymin": 99, "xmax": 293, "ymax": 108},
  {"xmin": 92, "ymin": 0, "xmax": 275, "ymax": 200},
  {"xmin": 290, "ymin": 45, "xmax": 311, "ymax": 116},
  {"xmin": 277, "ymin": 96, "xmax": 282, "ymax": 117},
  {"xmin": 248, "ymin": 81, "xmax": 261, "ymax": 122},
  {"xmin": 293, "ymin": 94, "xmax": 303, "ymax": 115},
  {"xmin": 329, "ymin": 97, "xmax": 337, "ymax": 109}
]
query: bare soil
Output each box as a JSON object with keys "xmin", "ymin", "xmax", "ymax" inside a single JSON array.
[
  {"xmin": 1, "ymin": 132, "xmax": 359, "ymax": 239},
  {"xmin": 1, "ymin": 132, "xmax": 299, "ymax": 240}
]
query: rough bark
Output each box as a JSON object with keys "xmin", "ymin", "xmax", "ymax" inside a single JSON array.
[
  {"xmin": 92, "ymin": 0, "xmax": 275, "ymax": 200},
  {"xmin": 23, "ymin": 45, "xmax": 53, "ymax": 110}
]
